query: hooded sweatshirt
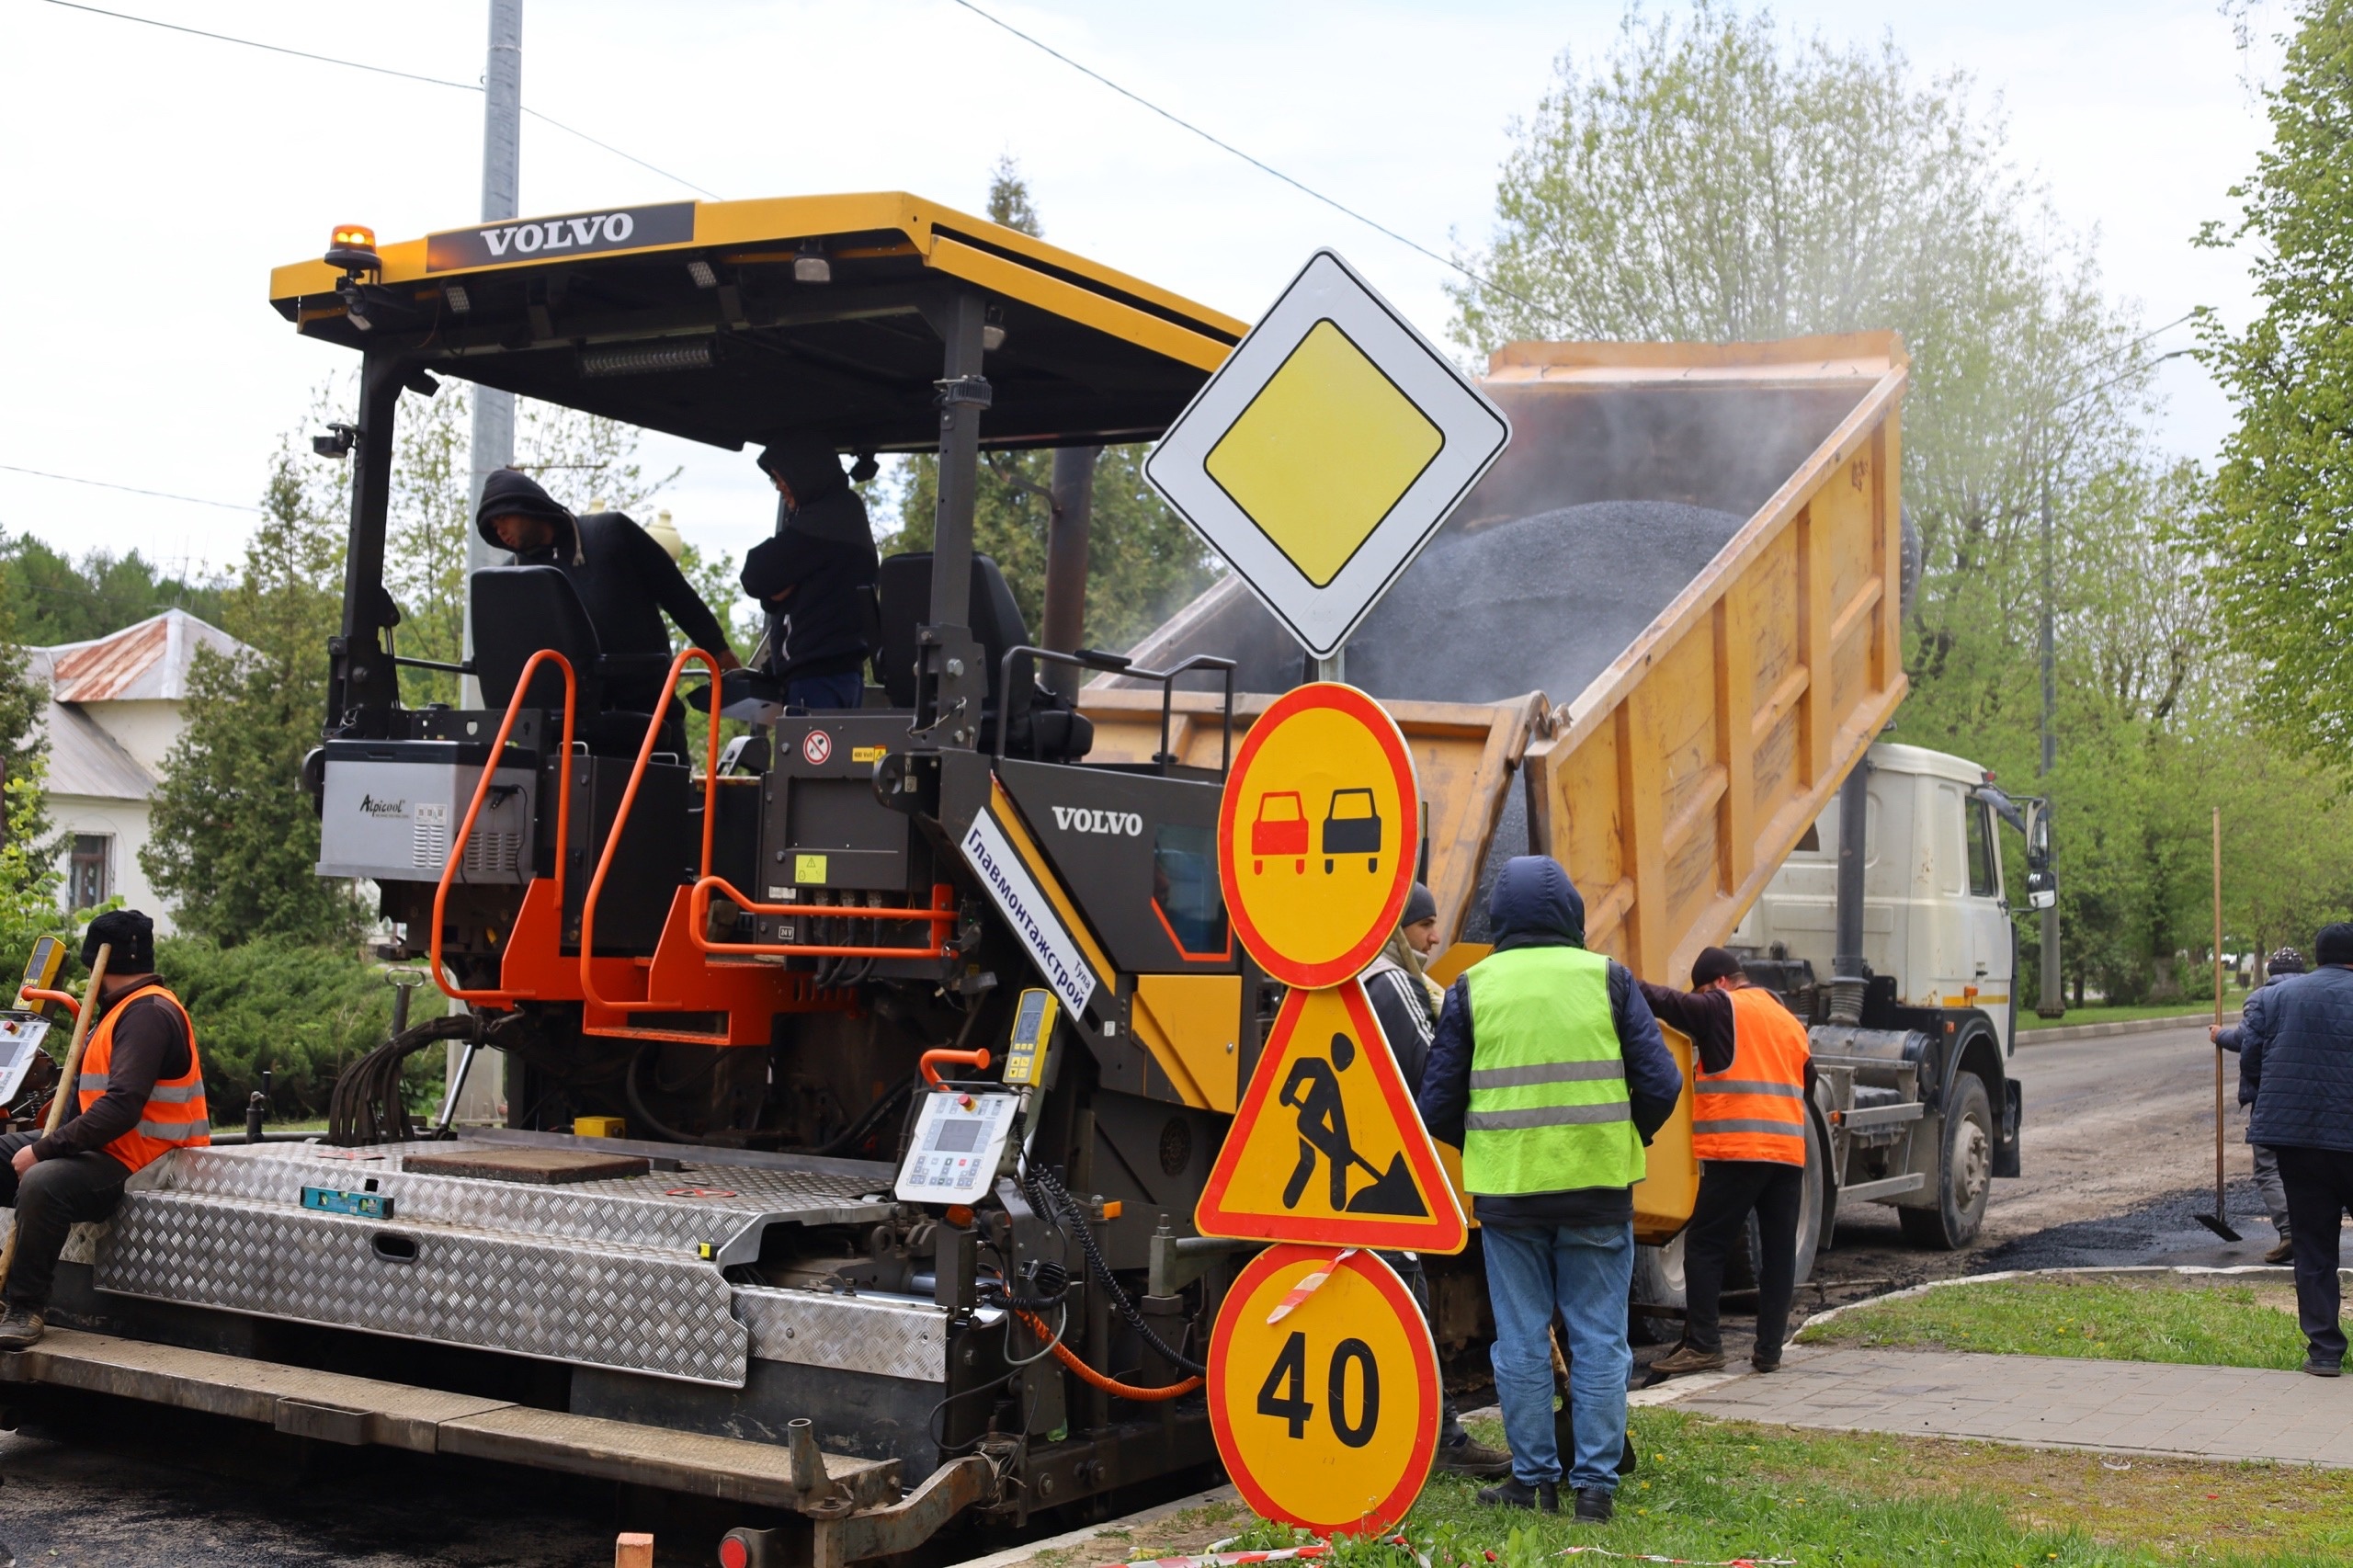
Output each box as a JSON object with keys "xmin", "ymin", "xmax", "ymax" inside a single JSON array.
[
  {"xmin": 474, "ymin": 471, "xmax": 732, "ymax": 713},
  {"xmin": 742, "ymin": 437, "xmax": 881, "ymax": 680},
  {"xmin": 1415, "ymin": 856, "xmax": 1683, "ymax": 1226}
]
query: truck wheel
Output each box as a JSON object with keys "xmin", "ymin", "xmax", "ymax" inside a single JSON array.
[
  {"xmin": 1630, "ymin": 1235, "xmax": 1686, "ymax": 1345},
  {"xmin": 1899, "ymin": 1071, "xmax": 1993, "ymax": 1251},
  {"xmin": 1793, "ymin": 1105, "xmax": 1828, "ymax": 1283}
]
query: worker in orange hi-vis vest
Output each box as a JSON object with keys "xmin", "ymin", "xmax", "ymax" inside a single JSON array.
[
  {"xmin": 0, "ymin": 910, "xmax": 208, "ymax": 1349},
  {"xmin": 1636, "ymin": 947, "xmax": 1812, "ymax": 1376}
]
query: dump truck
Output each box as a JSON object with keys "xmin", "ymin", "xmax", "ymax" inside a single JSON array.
[{"xmin": 0, "ymin": 194, "xmax": 2026, "ymax": 1563}]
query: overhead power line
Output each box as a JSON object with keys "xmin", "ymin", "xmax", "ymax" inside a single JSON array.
[
  {"xmin": 39, "ymin": 0, "xmax": 722, "ymax": 199},
  {"xmin": 0, "ymin": 462, "xmax": 260, "ymax": 514},
  {"xmin": 942, "ymin": 0, "xmax": 1552, "ymax": 323}
]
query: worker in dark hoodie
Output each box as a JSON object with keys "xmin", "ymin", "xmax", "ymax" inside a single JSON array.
[
  {"xmin": 1417, "ymin": 857, "xmax": 1683, "ymax": 1522},
  {"xmin": 742, "ymin": 436, "xmax": 881, "ymax": 710},
  {"xmin": 475, "ymin": 469, "xmax": 739, "ymax": 722}
]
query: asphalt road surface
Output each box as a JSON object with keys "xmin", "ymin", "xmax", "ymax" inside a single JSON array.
[{"xmin": 0, "ymin": 1021, "xmax": 2270, "ymax": 1566}]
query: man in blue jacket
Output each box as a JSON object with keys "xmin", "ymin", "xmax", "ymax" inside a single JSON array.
[
  {"xmin": 1417, "ymin": 857, "xmax": 1684, "ymax": 1519},
  {"xmin": 2213, "ymin": 946, "xmax": 2305, "ymax": 1263},
  {"xmin": 2240, "ymin": 922, "xmax": 2353, "ymax": 1375}
]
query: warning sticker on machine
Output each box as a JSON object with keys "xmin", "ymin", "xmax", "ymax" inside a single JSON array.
[{"xmin": 959, "ymin": 810, "xmax": 1098, "ymax": 1020}]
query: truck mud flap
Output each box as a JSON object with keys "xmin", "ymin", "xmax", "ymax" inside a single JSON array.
[{"xmin": 1995, "ymin": 1079, "xmax": 2022, "ymax": 1178}]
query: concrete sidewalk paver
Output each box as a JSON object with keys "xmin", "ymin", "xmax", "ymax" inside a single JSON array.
[{"xmin": 1667, "ymin": 1346, "xmax": 2353, "ymax": 1466}]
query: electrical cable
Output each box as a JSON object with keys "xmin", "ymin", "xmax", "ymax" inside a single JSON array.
[
  {"xmin": 1021, "ymin": 1165, "xmax": 1207, "ymax": 1376},
  {"xmin": 1000, "ymin": 1299, "xmax": 1067, "ymax": 1368},
  {"xmin": 942, "ymin": 0, "xmax": 1558, "ymax": 324},
  {"xmin": 0, "ymin": 462, "xmax": 259, "ymax": 513},
  {"xmin": 1012, "ymin": 1307, "xmax": 1202, "ymax": 1403},
  {"xmin": 36, "ymin": 0, "xmax": 722, "ymax": 200}
]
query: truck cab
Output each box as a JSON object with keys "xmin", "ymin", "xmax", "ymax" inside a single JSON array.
[{"xmin": 1733, "ymin": 743, "xmax": 2020, "ymax": 1052}]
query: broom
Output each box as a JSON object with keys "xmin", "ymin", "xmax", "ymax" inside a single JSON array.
[
  {"xmin": 0, "ymin": 943, "xmax": 110, "ymax": 1298},
  {"xmin": 2196, "ymin": 811, "xmax": 2242, "ymax": 1242}
]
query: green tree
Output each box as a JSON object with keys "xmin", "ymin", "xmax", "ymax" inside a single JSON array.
[
  {"xmin": 2191, "ymin": 0, "xmax": 2353, "ymax": 767},
  {"xmin": 0, "ymin": 535, "xmax": 229, "ymax": 647},
  {"xmin": 142, "ymin": 426, "xmax": 363, "ymax": 947},
  {"xmin": 1444, "ymin": 2, "xmax": 2324, "ymax": 1006},
  {"xmin": 882, "ymin": 158, "xmax": 1216, "ymax": 650}
]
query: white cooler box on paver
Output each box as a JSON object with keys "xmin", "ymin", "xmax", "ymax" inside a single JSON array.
[{"xmin": 315, "ymin": 737, "xmax": 538, "ymax": 884}]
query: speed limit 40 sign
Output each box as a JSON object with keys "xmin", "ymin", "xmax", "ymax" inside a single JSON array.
[{"xmin": 1208, "ymin": 1245, "xmax": 1439, "ymax": 1535}]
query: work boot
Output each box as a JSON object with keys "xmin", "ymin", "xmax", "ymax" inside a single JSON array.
[
  {"xmin": 1648, "ymin": 1343, "xmax": 1725, "ymax": 1376},
  {"xmin": 2267, "ymin": 1233, "xmax": 2295, "ymax": 1265},
  {"xmin": 2304, "ymin": 1355, "xmax": 2342, "ymax": 1379},
  {"xmin": 1571, "ymin": 1486, "xmax": 1615, "ymax": 1524},
  {"xmin": 0, "ymin": 1304, "xmax": 43, "ymax": 1351},
  {"xmin": 1475, "ymin": 1477, "xmax": 1558, "ymax": 1512},
  {"xmin": 1751, "ymin": 1352, "xmax": 1782, "ymax": 1373},
  {"xmin": 1435, "ymin": 1432, "xmax": 1514, "ymax": 1477}
]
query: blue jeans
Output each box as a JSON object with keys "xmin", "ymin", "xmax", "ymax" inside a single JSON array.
[
  {"xmin": 786, "ymin": 671, "xmax": 864, "ymax": 710},
  {"xmin": 1482, "ymin": 1221, "xmax": 1634, "ymax": 1493}
]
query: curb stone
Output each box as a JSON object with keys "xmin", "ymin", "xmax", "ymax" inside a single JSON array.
[{"xmin": 2018, "ymin": 1012, "xmax": 2228, "ymax": 1043}]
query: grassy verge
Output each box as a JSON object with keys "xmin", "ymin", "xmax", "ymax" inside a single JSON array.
[
  {"xmin": 1226, "ymin": 1411, "xmax": 2353, "ymax": 1565},
  {"xmin": 2018, "ymin": 999, "xmax": 2247, "ymax": 1030},
  {"xmin": 1797, "ymin": 1276, "xmax": 2307, "ymax": 1370}
]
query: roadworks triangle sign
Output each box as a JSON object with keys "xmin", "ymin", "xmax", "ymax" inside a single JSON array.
[{"xmin": 1197, "ymin": 978, "xmax": 1466, "ymax": 1253}]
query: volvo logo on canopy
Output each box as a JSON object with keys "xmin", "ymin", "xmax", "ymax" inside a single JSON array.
[
  {"xmin": 1144, "ymin": 250, "xmax": 1511, "ymax": 660},
  {"xmin": 426, "ymin": 202, "xmax": 696, "ymax": 271}
]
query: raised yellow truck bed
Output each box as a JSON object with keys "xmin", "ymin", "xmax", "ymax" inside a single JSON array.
[{"xmin": 1093, "ymin": 332, "xmax": 1909, "ymax": 1238}]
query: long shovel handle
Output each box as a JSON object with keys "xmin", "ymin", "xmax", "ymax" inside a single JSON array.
[
  {"xmin": 2213, "ymin": 810, "xmax": 2227, "ymax": 1217},
  {"xmin": 0, "ymin": 944, "xmax": 109, "ymax": 1299}
]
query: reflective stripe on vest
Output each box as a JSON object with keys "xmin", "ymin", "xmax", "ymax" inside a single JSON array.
[
  {"xmin": 1691, "ymin": 985, "xmax": 1810, "ymax": 1165},
  {"xmin": 76, "ymin": 983, "xmax": 210, "ymax": 1174},
  {"xmin": 1460, "ymin": 946, "xmax": 1644, "ymax": 1195}
]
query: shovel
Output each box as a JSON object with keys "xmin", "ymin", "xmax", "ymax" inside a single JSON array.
[
  {"xmin": 0, "ymin": 943, "xmax": 110, "ymax": 1296},
  {"xmin": 2197, "ymin": 808, "xmax": 2242, "ymax": 1243}
]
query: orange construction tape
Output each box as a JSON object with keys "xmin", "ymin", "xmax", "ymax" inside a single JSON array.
[{"xmin": 1013, "ymin": 1308, "xmax": 1202, "ymax": 1402}]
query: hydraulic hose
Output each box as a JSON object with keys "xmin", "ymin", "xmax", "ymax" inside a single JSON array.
[{"xmin": 1012, "ymin": 1308, "xmax": 1202, "ymax": 1402}]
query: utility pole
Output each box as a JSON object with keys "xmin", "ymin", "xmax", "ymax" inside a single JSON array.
[
  {"xmin": 461, "ymin": 0, "xmax": 522, "ymax": 710},
  {"xmin": 2037, "ymin": 467, "xmax": 2063, "ymax": 1016},
  {"xmin": 450, "ymin": 0, "xmax": 522, "ymax": 1119}
]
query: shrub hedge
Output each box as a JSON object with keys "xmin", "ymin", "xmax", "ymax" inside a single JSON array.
[{"xmin": 156, "ymin": 935, "xmax": 406, "ymax": 1119}]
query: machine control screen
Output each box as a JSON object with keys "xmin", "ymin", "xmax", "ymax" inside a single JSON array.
[{"xmin": 895, "ymin": 1089, "xmax": 1019, "ymax": 1207}]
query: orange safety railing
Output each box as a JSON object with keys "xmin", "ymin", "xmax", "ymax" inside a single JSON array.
[
  {"xmin": 688, "ymin": 876, "xmax": 960, "ymax": 960},
  {"xmin": 432, "ymin": 649, "xmax": 579, "ymax": 1007},
  {"xmin": 17, "ymin": 987, "xmax": 77, "ymax": 1022},
  {"xmin": 578, "ymin": 648, "xmax": 725, "ymax": 1015}
]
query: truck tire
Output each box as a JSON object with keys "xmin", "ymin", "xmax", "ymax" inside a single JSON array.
[
  {"xmin": 1899, "ymin": 1071, "xmax": 1993, "ymax": 1251},
  {"xmin": 1630, "ymin": 1235, "xmax": 1686, "ymax": 1345}
]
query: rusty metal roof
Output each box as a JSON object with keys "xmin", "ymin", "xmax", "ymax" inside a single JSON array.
[{"xmin": 36, "ymin": 610, "xmax": 244, "ymax": 704}]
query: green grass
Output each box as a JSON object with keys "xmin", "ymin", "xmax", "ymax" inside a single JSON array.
[
  {"xmin": 2018, "ymin": 998, "xmax": 2248, "ymax": 1030},
  {"xmin": 1797, "ymin": 1277, "xmax": 2309, "ymax": 1370},
  {"xmin": 1225, "ymin": 1410, "xmax": 2353, "ymax": 1564}
]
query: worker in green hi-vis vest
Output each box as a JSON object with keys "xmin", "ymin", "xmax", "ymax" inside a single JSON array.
[{"xmin": 1415, "ymin": 858, "xmax": 1685, "ymax": 1525}]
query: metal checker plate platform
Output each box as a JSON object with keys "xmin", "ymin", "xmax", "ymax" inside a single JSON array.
[{"xmin": 74, "ymin": 1140, "xmax": 910, "ymax": 1388}]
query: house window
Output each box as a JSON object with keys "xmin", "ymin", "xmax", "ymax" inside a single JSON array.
[{"xmin": 68, "ymin": 835, "xmax": 110, "ymax": 910}]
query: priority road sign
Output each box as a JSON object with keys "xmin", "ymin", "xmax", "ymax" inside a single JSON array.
[
  {"xmin": 1196, "ymin": 980, "xmax": 1466, "ymax": 1254},
  {"xmin": 1218, "ymin": 683, "xmax": 1417, "ymax": 989},
  {"xmin": 1144, "ymin": 249, "xmax": 1510, "ymax": 659},
  {"xmin": 1208, "ymin": 1244, "xmax": 1440, "ymax": 1536}
]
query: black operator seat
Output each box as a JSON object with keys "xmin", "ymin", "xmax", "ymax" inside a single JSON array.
[
  {"xmin": 470, "ymin": 564, "xmax": 683, "ymax": 756},
  {"xmin": 873, "ymin": 552, "xmax": 1093, "ymax": 762}
]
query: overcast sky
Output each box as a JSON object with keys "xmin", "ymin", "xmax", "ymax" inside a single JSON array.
[{"xmin": 0, "ymin": 0, "xmax": 2283, "ymax": 586}]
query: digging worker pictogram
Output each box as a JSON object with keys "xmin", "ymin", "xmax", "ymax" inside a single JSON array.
[{"xmin": 0, "ymin": 911, "xmax": 209, "ymax": 1350}]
